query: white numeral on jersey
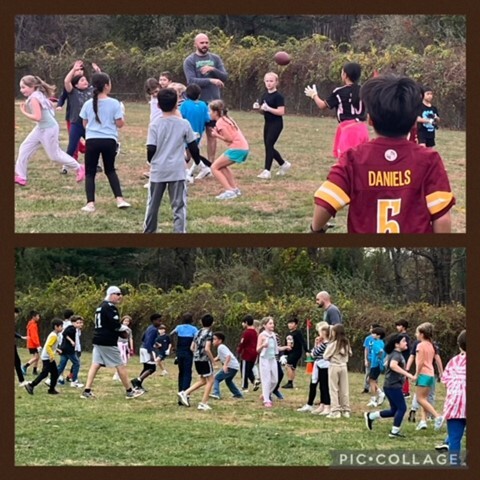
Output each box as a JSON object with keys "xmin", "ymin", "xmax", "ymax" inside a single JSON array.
[
  {"xmin": 377, "ymin": 199, "xmax": 401, "ymax": 233},
  {"xmin": 94, "ymin": 310, "xmax": 102, "ymax": 329}
]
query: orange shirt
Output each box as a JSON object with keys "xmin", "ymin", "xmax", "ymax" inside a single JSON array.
[
  {"xmin": 26, "ymin": 320, "xmax": 41, "ymax": 349},
  {"xmin": 215, "ymin": 116, "xmax": 249, "ymax": 150},
  {"xmin": 416, "ymin": 340, "xmax": 435, "ymax": 376}
]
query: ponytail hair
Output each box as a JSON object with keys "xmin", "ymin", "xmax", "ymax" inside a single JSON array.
[
  {"xmin": 343, "ymin": 62, "xmax": 362, "ymax": 108},
  {"xmin": 209, "ymin": 99, "xmax": 238, "ymax": 129},
  {"xmin": 91, "ymin": 72, "xmax": 111, "ymax": 124}
]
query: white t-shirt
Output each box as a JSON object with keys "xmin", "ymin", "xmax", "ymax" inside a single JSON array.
[{"xmin": 217, "ymin": 344, "xmax": 240, "ymax": 371}]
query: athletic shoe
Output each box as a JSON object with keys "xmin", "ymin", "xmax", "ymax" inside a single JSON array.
[
  {"xmin": 81, "ymin": 203, "xmax": 96, "ymax": 213},
  {"xmin": 435, "ymin": 443, "xmax": 449, "ymax": 452},
  {"xmin": 131, "ymin": 378, "xmax": 142, "ymax": 389},
  {"xmin": 75, "ymin": 165, "xmax": 85, "ymax": 182},
  {"xmin": 57, "ymin": 379, "xmax": 65, "ymax": 386},
  {"xmin": 257, "ymin": 169, "xmax": 271, "ymax": 179},
  {"xmin": 112, "ymin": 373, "xmax": 120, "ymax": 381},
  {"xmin": 126, "ymin": 388, "xmax": 145, "ymax": 399},
  {"xmin": 367, "ymin": 399, "xmax": 378, "ymax": 407},
  {"xmin": 60, "ymin": 167, "xmax": 68, "ymax": 175},
  {"xmin": 44, "ymin": 378, "xmax": 51, "ymax": 387},
  {"xmin": 377, "ymin": 391, "xmax": 386, "ymax": 406},
  {"xmin": 408, "ymin": 410, "xmax": 416, "ymax": 422},
  {"xmin": 70, "ymin": 381, "xmax": 84, "ymax": 388},
  {"xmin": 21, "ymin": 365, "xmax": 27, "ymax": 376},
  {"xmin": 186, "ymin": 174, "xmax": 194, "ymax": 185},
  {"xmin": 48, "ymin": 389, "xmax": 60, "ymax": 395},
  {"xmin": 277, "ymin": 161, "xmax": 291, "ymax": 176},
  {"xmin": 434, "ymin": 416, "xmax": 444, "ymax": 431},
  {"xmin": 318, "ymin": 409, "xmax": 331, "ymax": 416},
  {"xmin": 80, "ymin": 391, "xmax": 95, "ymax": 399},
  {"xmin": 326, "ymin": 412, "xmax": 341, "ymax": 419},
  {"xmin": 241, "ymin": 388, "xmax": 249, "ymax": 393},
  {"xmin": 342, "ymin": 412, "xmax": 351, "ymax": 418},
  {"xmin": 364, "ymin": 412, "xmax": 373, "ymax": 430},
  {"xmin": 416, "ymin": 420, "xmax": 428, "ymax": 430},
  {"xmin": 198, "ymin": 402, "xmax": 212, "ymax": 411},
  {"xmin": 117, "ymin": 200, "xmax": 131, "ymax": 209},
  {"xmin": 195, "ymin": 166, "xmax": 211, "ymax": 180},
  {"xmin": 253, "ymin": 380, "xmax": 261, "ymax": 391},
  {"xmin": 264, "ymin": 401, "xmax": 273, "ymax": 408},
  {"xmin": 215, "ymin": 190, "xmax": 237, "ymax": 200},
  {"xmin": 15, "ymin": 176, "xmax": 27, "ymax": 186},
  {"xmin": 297, "ymin": 404, "xmax": 314, "ymax": 412},
  {"xmin": 24, "ymin": 383, "xmax": 34, "ymax": 395},
  {"xmin": 161, "ymin": 370, "xmax": 168, "ymax": 376},
  {"xmin": 389, "ymin": 431, "xmax": 406, "ymax": 438},
  {"xmin": 143, "ymin": 182, "xmax": 150, "ymax": 188},
  {"xmin": 282, "ymin": 382, "xmax": 294, "ymax": 389},
  {"xmin": 233, "ymin": 188, "xmax": 242, "ymax": 196},
  {"xmin": 272, "ymin": 390, "xmax": 284, "ymax": 400},
  {"xmin": 177, "ymin": 391, "xmax": 190, "ymax": 407},
  {"xmin": 311, "ymin": 406, "xmax": 325, "ymax": 415},
  {"xmin": 209, "ymin": 394, "xmax": 220, "ymax": 400},
  {"xmin": 18, "ymin": 381, "xmax": 29, "ymax": 388}
]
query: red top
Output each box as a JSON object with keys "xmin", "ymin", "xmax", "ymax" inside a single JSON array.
[
  {"xmin": 26, "ymin": 319, "xmax": 41, "ymax": 349},
  {"xmin": 314, "ymin": 137, "xmax": 455, "ymax": 233},
  {"xmin": 237, "ymin": 328, "xmax": 258, "ymax": 362}
]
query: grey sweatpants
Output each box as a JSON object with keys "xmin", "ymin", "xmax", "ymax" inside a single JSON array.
[
  {"xmin": 15, "ymin": 124, "xmax": 81, "ymax": 179},
  {"xmin": 143, "ymin": 180, "xmax": 187, "ymax": 233}
]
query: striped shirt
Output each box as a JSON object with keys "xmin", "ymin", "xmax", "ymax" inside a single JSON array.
[{"xmin": 441, "ymin": 353, "xmax": 466, "ymax": 420}]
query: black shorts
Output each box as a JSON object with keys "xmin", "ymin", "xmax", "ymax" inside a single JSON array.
[
  {"xmin": 143, "ymin": 363, "xmax": 156, "ymax": 373},
  {"xmin": 369, "ymin": 366, "xmax": 381, "ymax": 380},
  {"xmin": 28, "ymin": 348, "xmax": 39, "ymax": 354},
  {"xmin": 417, "ymin": 133, "xmax": 435, "ymax": 147},
  {"xmin": 194, "ymin": 360, "xmax": 214, "ymax": 377},
  {"xmin": 287, "ymin": 354, "xmax": 302, "ymax": 369}
]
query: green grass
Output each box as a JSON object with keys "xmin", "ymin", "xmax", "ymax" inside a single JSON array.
[
  {"xmin": 14, "ymin": 102, "xmax": 466, "ymax": 233},
  {"xmin": 15, "ymin": 349, "xmax": 457, "ymax": 466}
]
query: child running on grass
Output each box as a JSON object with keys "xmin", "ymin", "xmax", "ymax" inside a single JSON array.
[
  {"xmin": 256, "ymin": 316, "xmax": 279, "ymax": 408},
  {"xmin": 15, "ymin": 75, "xmax": 85, "ymax": 187},
  {"xmin": 208, "ymin": 100, "xmax": 249, "ymax": 200},
  {"xmin": 364, "ymin": 333, "xmax": 416, "ymax": 438}
]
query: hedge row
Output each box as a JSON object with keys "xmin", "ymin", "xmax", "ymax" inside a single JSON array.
[
  {"xmin": 15, "ymin": 276, "xmax": 466, "ymax": 371},
  {"xmin": 15, "ymin": 30, "xmax": 466, "ymax": 128}
]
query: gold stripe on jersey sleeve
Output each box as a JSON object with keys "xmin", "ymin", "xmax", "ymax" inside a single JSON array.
[
  {"xmin": 314, "ymin": 181, "xmax": 350, "ymax": 211},
  {"xmin": 426, "ymin": 191, "xmax": 454, "ymax": 215}
]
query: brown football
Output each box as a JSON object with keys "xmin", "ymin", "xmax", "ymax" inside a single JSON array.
[{"xmin": 274, "ymin": 51, "xmax": 291, "ymax": 66}]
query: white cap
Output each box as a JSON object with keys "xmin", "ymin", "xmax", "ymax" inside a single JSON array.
[{"xmin": 105, "ymin": 286, "xmax": 122, "ymax": 300}]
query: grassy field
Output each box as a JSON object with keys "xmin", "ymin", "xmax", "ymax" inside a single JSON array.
[
  {"xmin": 14, "ymin": 102, "xmax": 466, "ymax": 233},
  {"xmin": 14, "ymin": 349, "xmax": 458, "ymax": 466}
]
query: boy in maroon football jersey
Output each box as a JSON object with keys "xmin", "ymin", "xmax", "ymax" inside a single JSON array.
[{"xmin": 311, "ymin": 75, "xmax": 455, "ymax": 234}]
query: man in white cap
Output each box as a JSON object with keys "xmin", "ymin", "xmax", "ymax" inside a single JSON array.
[
  {"xmin": 81, "ymin": 286, "xmax": 144, "ymax": 400},
  {"xmin": 316, "ymin": 291, "xmax": 343, "ymax": 325}
]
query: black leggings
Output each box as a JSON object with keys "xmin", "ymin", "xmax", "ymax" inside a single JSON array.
[
  {"xmin": 15, "ymin": 345, "xmax": 25, "ymax": 383},
  {"xmin": 85, "ymin": 138, "xmax": 123, "ymax": 202},
  {"xmin": 264, "ymin": 120, "xmax": 285, "ymax": 171}
]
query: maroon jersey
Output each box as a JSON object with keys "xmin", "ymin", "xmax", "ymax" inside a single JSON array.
[{"xmin": 314, "ymin": 137, "xmax": 455, "ymax": 233}]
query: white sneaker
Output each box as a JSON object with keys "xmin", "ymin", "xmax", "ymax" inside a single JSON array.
[
  {"xmin": 117, "ymin": 200, "xmax": 131, "ymax": 209},
  {"xmin": 297, "ymin": 404, "xmax": 314, "ymax": 412},
  {"xmin": 143, "ymin": 181, "xmax": 150, "ymax": 189},
  {"xmin": 71, "ymin": 381, "xmax": 84, "ymax": 388},
  {"xmin": 367, "ymin": 399, "xmax": 378, "ymax": 407},
  {"xmin": 195, "ymin": 167, "xmax": 211, "ymax": 180},
  {"xmin": 112, "ymin": 373, "xmax": 120, "ymax": 381},
  {"xmin": 197, "ymin": 402, "xmax": 212, "ymax": 411},
  {"xmin": 377, "ymin": 391, "xmax": 386, "ymax": 406},
  {"xmin": 177, "ymin": 391, "xmax": 190, "ymax": 407},
  {"xmin": 257, "ymin": 169, "xmax": 271, "ymax": 179},
  {"xmin": 233, "ymin": 188, "xmax": 241, "ymax": 196},
  {"xmin": 209, "ymin": 394, "xmax": 220, "ymax": 400},
  {"xmin": 44, "ymin": 378, "xmax": 51, "ymax": 387},
  {"xmin": 416, "ymin": 420, "xmax": 428, "ymax": 430},
  {"xmin": 161, "ymin": 370, "xmax": 168, "ymax": 376},
  {"xmin": 277, "ymin": 161, "xmax": 291, "ymax": 176},
  {"xmin": 81, "ymin": 203, "xmax": 96, "ymax": 213},
  {"xmin": 186, "ymin": 174, "xmax": 194, "ymax": 184},
  {"xmin": 434, "ymin": 416, "xmax": 444, "ymax": 430},
  {"xmin": 215, "ymin": 190, "xmax": 237, "ymax": 200},
  {"xmin": 18, "ymin": 380, "xmax": 29, "ymax": 387},
  {"xmin": 326, "ymin": 412, "xmax": 341, "ymax": 419},
  {"xmin": 342, "ymin": 412, "xmax": 351, "ymax": 418}
]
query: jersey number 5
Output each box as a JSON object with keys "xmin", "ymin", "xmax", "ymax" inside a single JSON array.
[{"xmin": 377, "ymin": 199, "xmax": 401, "ymax": 233}]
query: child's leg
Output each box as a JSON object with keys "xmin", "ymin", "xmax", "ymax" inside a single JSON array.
[
  {"xmin": 379, "ymin": 388, "xmax": 400, "ymax": 420},
  {"xmin": 264, "ymin": 121, "xmax": 285, "ymax": 170},
  {"xmin": 167, "ymin": 180, "xmax": 187, "ymax": 233},
  {"xmin": 259, "ymin": 358, "xmax": 272, "ymax": 402},
  {"xmin": 447, "ymin": 419, "xmax": 466, "ymax": 465},
  {"xmin": 66, "ymin": 122, "xmax": 85, "ymax": 158},
  {"xmin": 41, "ymin": 124, "xmax": 81, "ymax": 171},
  {"xmin": 328, "ymin": 366, "xmax": 341, "ymax": 413},
  {"xmin": 211, "ymin": 156, "xmax": 235, "ymax": 191},
  {"xmin": 307, "ymin": 379, "xmax": 319, "ymax": 406},
  {"xmin": 84, "ymin": 139, "xmax": 101, "ymax": 203},
  {"xmin": 269, "ymin": 359, "xmax": 279, "ymax": 397},
  {"xmin": 319, "ymin": 367, "xmax": 331, "ymax": 408},
  {"xmin": 15, "ymin": 346, "xmax": 25, "ymax": 383},
  {"xmin": 29, "ymin": 359, "xmax": 50, "ymax": 388},
  {"xmin": 143, "ymin": 182, "xmax": 167, "ymax": 233},
  {"xmin": 222, "ymin": 166, "xmax": 237, "ymax": 190},
  {"xmin": 338, "ymin": 366, "xmax": 350, "ymax": 412},
  {"xmin": 48, "ymin": 360, "xmax": 59, "ymax": 390},
  {"xmin": 201, "ymin": 375, "xmax": 215, "ymax": 404},
  {"xmin": 101, "ymin": 140, "xmax": 124, "ymax": 200},
  {"xmin": 15, "ymin": 127, "xmax": 42, "ymax": 180},
  {"xmin": 213, "ymin": 370, "xmax": 224, "ymax": 397},
  {"xmin": 224, "ymin": 369, "xmax": 243, "ymax": 397},
  {"xmin": 185, "ymin": 377, "xmax": 206, "ymax": 396},
  {"xmin": 416, "ymin": 386, "xmax": 440, "ymax": 418}
]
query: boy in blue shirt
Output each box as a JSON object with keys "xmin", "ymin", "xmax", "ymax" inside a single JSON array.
[
  {"xmin": 367, "ymin": 326, "xmax": 386, "ymax": 407},
  {"xmin": 362, "ymin": 323, "xmax": 381, "ymax": 394}
]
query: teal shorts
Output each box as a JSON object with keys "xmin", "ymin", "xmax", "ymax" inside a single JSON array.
[
  {"xmin": 416, "ymin": 374, "xmax": 435, "ymax": 388},
  {"xmin": 224, "ymin": 149, "xmax": 249, "ymax": 163}
]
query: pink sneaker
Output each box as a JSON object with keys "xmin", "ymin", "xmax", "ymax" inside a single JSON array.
[
  {"xmin": 264, "ymin": 401, "xmax": 273, "ymax": 408},
  {"xmin": 76, "ymin": 165, "xmax": 85, "ymax": 182},
  {"xmin": 15, "ymin": 176, "xmax": 27, "ymax": 186}
]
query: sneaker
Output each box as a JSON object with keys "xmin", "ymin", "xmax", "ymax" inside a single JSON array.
[
  {"xmin": 326, "ymin": 412, "xmax": 341, "ymax": 419},
  {"xmin": 131, "ymin": 378, "xmax": 142, "ymax": 389},
  {"xmin": 117, "ymin": 200, "xmax": 131, "ymax": 209},
  {"xmin": 70, "ymin": 381, "xmax": 84, "ymax": 388},
  {"xmin": 389, "ymin": 431, "xmax": 406, "ymax": 438},
  {"xmin": 257, "ymin": 169, "xmax": 271, "ymax": 179},
  {"xmin": 435, "ymin": 443, "xmax": 449, "ymax": 452},
  {"xmin": 80, "ymin": 390, "xmax": 95, "ymax": 399},
  {"xmin": 186, "ymin": 174, "xmax": 194, "ymax": 185},
  {"xmin": 297, "ymin": 404, "xmax": 314, "ymax": 412},
  {"xmin": 143, "ymin": 182, "xmax": 150, "ymax": 188},
  {"xmin": 44, "ymin": 378, "xmax": 51, "ymax": 387},
  {"xmin": 282, "ymin": 383, "xmax": 294, "ymax": 389},
  {"xmin": 198, "ymin": 402, "xmax": 212, "ymax": 411},
  {"xmin": 277, "ymin": 161, "xmax": 291, "ymax": 176},
  {"xmin": 434, "ymin": 416, "xmax": 444, "ymax": 431},
  {"xmin": 342, "ymin": 412, "xmax": 351, "ymax": 418},
  {"xmin": 177, "ymin": 391, "xmax": 190, "ymax": 407},
  {"xmin": 377, "ymin": 391, "xmax": 386, "ymax": 406},
  {"xmin": 272, "ymin": 390, "xmax": 284, "ymax": 400},
  {"xmin": 253, "ymin": 380, "xmax": 261, "ymax": 391},
  {"xmin": 15, "ymin": 176, "xmax": 27, "ymax": 187},
  {"xmin": 112, "ymin": 373, "xmax": 120, "ymax": 381},
  {"xmin": 126, "ymin": 388, "xmax": 145, "ymax": 399},
  {"xmin": 264, "ymin": 401, "xmax": 273, "ymax": 408},
  {"xmin": 60, "ymin": 167, "xmax": 68, "ymax": 175},
  {"xmin": 364, "ymin": 412, "xmax": 373, "ymax": 430},
  {"xmin": 209, "ymin": 394, "xmax": 220, "ymax": 400},
  {"xmin": 311, "ymin": 405, "xmax": 325, "ymax": 415},
  {"xmin": 75, "ymin": 165, "xmax": 85, "ymax": 182},
  {"xmin": 215, "ymin": 190, "xmax": 237, "ymax": 200},
  {"xmin": 161, "ymin": 370, "xmax": 168, "ymax": 376},
  {"xmin": 416, "ymin": 420, "xmax": 428, "ymax": 430},
  {"xmin": 408, "ymin": 410, "xmax": 416, "ymax": 422},
  {"xmin": 24, "ymin": 383, "xmax": 34, "ymax": 395},
  {"xmin": 195, "ymin": 167, "xmax": 211, "ymax": 180},
  {"xmin": 58, "ymin": 379, "xmax": 65, "ymax": 386},
  {"xmin": 367, "ymin": 399, "xmax": 378, "ymax": 407},
  {"xmin": 48, "ymin": 389, "xmax": 60, "ymax": 395},
  {"xmin": 21, "ymin": 365, "xmax": 27, "ymax": 376},
  {"xmin": 241, "ymin": 388, "xmax": 249, "ymax": 393},
  {"xmin": 233, "ymin": 188, "xmax": 242, "ymax": 196},
  {"xmin": 81, "ymin": 203, "xmax": 96, "ymax": 213},
  {"xmin": 319, "ymin": 409, "xmax": 331, "ymax": 416},
  {"xmin": 18, "ymin": 380, "xmax": 29, "ymax": 388}
]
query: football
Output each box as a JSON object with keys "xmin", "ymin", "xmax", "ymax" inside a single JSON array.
[{"xmin": 274, "ymin": 51, "xmax": 291, "ymax": 66}]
